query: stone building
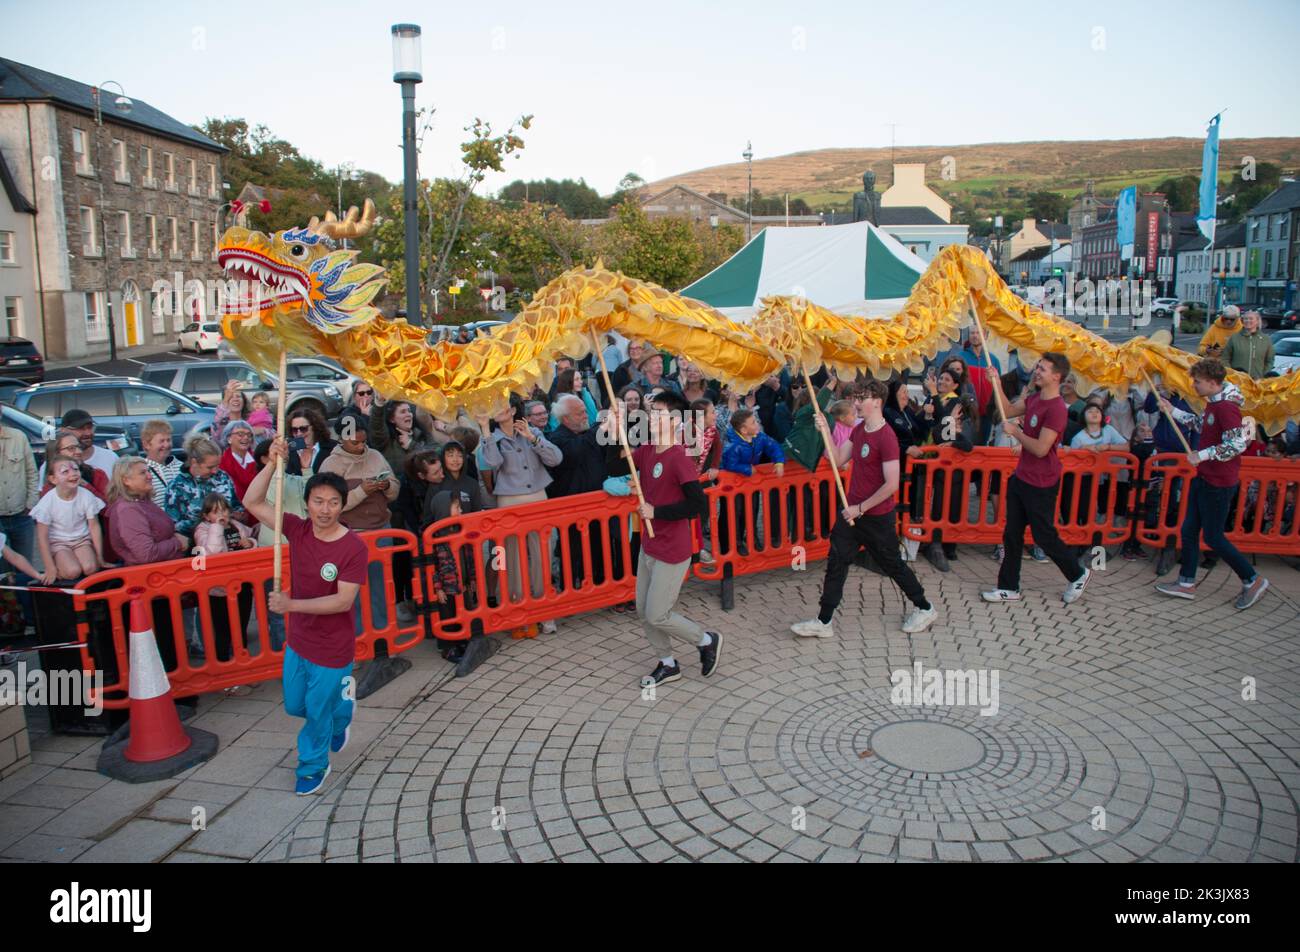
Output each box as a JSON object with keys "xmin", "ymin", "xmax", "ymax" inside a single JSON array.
[
  {"xmin": 0, "ymin": 150, "xmax": 37, "ymax": 344},
  {"xmin": 0, "ymin": 58, "xmax": 226, "ymax": 359}
]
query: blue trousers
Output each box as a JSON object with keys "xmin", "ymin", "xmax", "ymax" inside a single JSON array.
[
  {"xmin": 282, "ymin": 646, "xmax": 354, "ymax": 779},
  {"xmin": 1179, "ymin": 477, "xmax": 1256, "ymax": 584}
]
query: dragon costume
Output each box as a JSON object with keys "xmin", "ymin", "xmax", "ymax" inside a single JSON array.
[{"xmin": 218, "ymin": 202, "xmax": 1300, "ymax": 429}]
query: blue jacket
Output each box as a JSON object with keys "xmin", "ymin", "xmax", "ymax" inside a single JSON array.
[
  {"xmin": 721, "ymin": 431, "xmax": 786, "ymax": 476},
  {"xmin": 1143, "ymin": 392, "xmax": 1198, "ymax": 454}
]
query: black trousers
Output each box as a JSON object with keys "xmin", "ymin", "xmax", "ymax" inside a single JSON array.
[
  {"xmin": 819, "ymin": 512, "xmax": 929, "ymax": 620},
  {"xmin": 997, "ymin": 476, "xmax": 1084, "ymax": 591}
]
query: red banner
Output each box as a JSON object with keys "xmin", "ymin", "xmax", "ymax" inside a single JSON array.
[{"xmin": 1146, "ymin": 212, "xmax": 1159, "ymax": 274}]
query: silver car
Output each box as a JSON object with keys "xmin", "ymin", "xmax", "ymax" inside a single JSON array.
[{"xmin": 139, "ymin": 360, "xmax": 344, "ymax": 421}]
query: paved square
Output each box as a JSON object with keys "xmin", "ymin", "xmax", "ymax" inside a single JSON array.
[{"xmin": 3, "ymin": 552, "xmax": 1298, "ymax": 863}]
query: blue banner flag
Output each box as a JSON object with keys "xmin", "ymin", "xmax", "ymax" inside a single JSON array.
[
  {"xmin": 1116, "ymin": 186, "xmax": 1136, "ymax": 261},
  {"xmin": 1198, "ymin": 114, "xmax": 1221, "ymax": 246}
]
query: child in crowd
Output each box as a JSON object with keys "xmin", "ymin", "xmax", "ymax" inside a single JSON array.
[
  {"xmin": 720, "ymin": 408, "xmax": 786, "ymax": 556},
  {"xmin": 690, "ymin": 398, "xmax": 721, "ymax": 564},
  {"xmin": 193, "ymin": 493, "xmax": 256, "ymax": 565},
  {"xmin": 828, "ymin": 400, "xmax": 858, "ymax": 447},
  {"xmin": 248, "ymin": 393, "xmax": 276, "ymax": 439},
  {"xmin": 31, "ymin": 455, "xmax": 105, "ymax": 581}
]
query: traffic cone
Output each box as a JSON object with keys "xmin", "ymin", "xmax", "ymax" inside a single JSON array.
[
  {"xmin": 98, "ymin": 587, "xmax": 218, "ymax": 782},
  {"xmin": 123, "ymin": 588, "xmax": 190, "ymax": 762}
]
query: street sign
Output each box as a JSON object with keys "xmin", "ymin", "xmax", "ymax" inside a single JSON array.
[{"xmin": 448, "ymin": 284, "xmax": 461, "ymax": 296}]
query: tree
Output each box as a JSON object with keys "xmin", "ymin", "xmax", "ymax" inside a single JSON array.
[
  {"xmin": 498, "ymin": 178, "xmax": 607, "ymax": 218},
  {"xmin": 1153, "ymin": 175, "xmax": 1199, "ymax": 213},
  {"xmin": 1222, "ymin": 161, "xmax": 1285, "ymax": 222},
  {"xmin": 1027, "ymin": 191, "xmax": 1069, "ymax": 223}
]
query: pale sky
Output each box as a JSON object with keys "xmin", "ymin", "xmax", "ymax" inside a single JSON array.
[{"xmin": 4, "ymin": 0, "xmax": 1298, "ymax": 196}]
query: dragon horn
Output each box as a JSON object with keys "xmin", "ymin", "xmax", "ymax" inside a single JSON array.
[{"xmin": 316, "ymin": 199, "xmax": 377, "ymax": 240}]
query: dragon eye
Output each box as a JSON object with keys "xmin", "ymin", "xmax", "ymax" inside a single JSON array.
[{"xmin": 289, "ymin": 244, "xmax": 308, "ymax": 259}]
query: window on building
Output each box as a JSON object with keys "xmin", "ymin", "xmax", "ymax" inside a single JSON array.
[
  {"xmin": 4, "ymin": 297, "xmax": 21, "ymax": 338},
  {"xmin": 0, "ymin": 231, "xmax": 14, "ymax": 264},
  {"xmin": 207, "ymin": 163, "xmax": 217, "ymax": 198},
  {"xmin": 1264, "ymin": 249, "xmax": 1272, "ymax": 276},
  {"xmin": 210, "ymin": 222, "xmax": 218, "ymax": 258},
  {"xmin": 1281, "ymin": 214, "xmax": 1290, "ymax": 241},
  {"xmin": 1250, "ymin": 220, "xmax": 1260, "ymax": 242},
  {"xmin": 164, "ymin": 153, "xmax": 176, "ymax": 190},
  {"xmin": 190, "ymin": 219, "xmax": 200, "ymax": 259},
  {"xmin": 84, "ymin": 291, "xmax": 107, "ymax": 342},
  {"xmin": 168, "ymin": 216, "xmax": 179, "ymax": 257},
  {"xmin": 80, "ymin": 206, "xmax": 98, "ymax": 256},
  {"xmin": 73, "ymin": 128, "xmax": 91, "ymax": 174},
  {"xmin": 141, "ymin": 145, "xmax": 154, "ymax": 186},
  {"xmin": 146, "ymin": 214, "xmax": 158, "ymax": 255},
  {"xmin": 112, "ymin": 139, "xmax": 128, "ymax": 182},
  {"xmin": 188, "ymin": 158, "xmax": 198, "ymax": 194},
  {"xmin": 119, "ymin": 210, "xmax": 132, "ymax": 257}
]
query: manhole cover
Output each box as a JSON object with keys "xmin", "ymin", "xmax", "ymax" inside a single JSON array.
[{"xmin": 868, "ymin": 721, "xmax": 985, "ymax": 773}]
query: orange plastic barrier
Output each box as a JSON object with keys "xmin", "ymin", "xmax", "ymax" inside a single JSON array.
[
  {"xmin": 74, "ymin": 530, "xmax": 425, "ymax": 710},
  {"xmin": 1135, "ymin": 453, "xmax": 1300, "ymax": 553},
  {"xmin": 691, "ymin": 462, "xmax": 836, "ymax": 583},
  {"xmin": 900, "ymin": 446, "xmax": 1138, "ymax": 548},
  {"xmin": 420, "ymin": 491, "xmax": 639, "ymax": 640}
]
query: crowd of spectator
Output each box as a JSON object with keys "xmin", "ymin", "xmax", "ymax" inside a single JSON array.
[{"xmin": 1, "ymin": 316, "xmax": 1296, "ymax": 662}]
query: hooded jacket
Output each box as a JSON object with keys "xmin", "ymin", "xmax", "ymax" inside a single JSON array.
[
  {"xmin": 1197, "ymin": 316, "xmax": 1241, "ymax": 357},
  {"xmin": 319, "ymin": 444, "xmax": 400, "ymax": 530},
  {"xmin": 1168, "ymin": 382, "xmax": 1248, "ymax": 486}
]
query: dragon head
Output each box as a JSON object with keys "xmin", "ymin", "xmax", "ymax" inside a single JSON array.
[{"xmin": 217, "ymin": 199, "xmax": 386, "ymax": 342}]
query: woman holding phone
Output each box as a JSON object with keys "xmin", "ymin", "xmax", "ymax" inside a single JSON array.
[{"xmin": 284, "ymin": 407, "xmax": 336, "ymax": 478}]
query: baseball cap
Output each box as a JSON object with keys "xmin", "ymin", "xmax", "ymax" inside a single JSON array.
[{"xmin": 61, "ymin": 408, "xmax": 95, "ymax": 428}]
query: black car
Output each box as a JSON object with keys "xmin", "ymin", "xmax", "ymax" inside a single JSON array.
[
  {"xmin": 0, "ymin": 403, "xmax": 130, "ymax": 467},
  {"xmin": 0, "ymin": 338, "xmax": 44, "ymax": 384}
]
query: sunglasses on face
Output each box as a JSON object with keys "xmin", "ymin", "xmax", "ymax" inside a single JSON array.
[
  {"xmin": 355, "ymin": 390, "xmax": 373, "ymax": 397},
  {"xmin": 291, "ymin": 425, "xmax": 310, "ymax": 435}
]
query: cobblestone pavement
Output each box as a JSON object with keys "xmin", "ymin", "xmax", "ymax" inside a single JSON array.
[{"xmin": 3, "ymin": 551, "xmax": 1298, "ymax": 863}]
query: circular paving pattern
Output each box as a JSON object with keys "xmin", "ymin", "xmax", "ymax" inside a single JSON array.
[
  {"xmin": 868, "ymin": 720, "xmax": 985, "ymax": 773},
  {"xmin": 277, "ymin": 555, "xmax": 1300, "ymax": 863}
]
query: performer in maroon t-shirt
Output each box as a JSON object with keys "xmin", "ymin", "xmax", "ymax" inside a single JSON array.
[
  {"xmin": 244, "ymin": 438, "xmax": 367, "ymax": 796},
  {"xmin": 1155, "ymin": 358, "xmax": 1269, "ymax": 609},
  {"xmin": 606, "ymin": 390, "xmax": 722, "ymax": 689},
  {"xmin": 982, "ymin": 352, "xmax": 1090, "ymax": 605},
  {"xmin": 791, "ymin": 379, "xmax": 936, "ymax": 639}
]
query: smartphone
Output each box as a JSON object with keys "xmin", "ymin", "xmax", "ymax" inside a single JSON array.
[{"xmin": 289, "ymin": 436, "xmax": 306, "ymax": 452}]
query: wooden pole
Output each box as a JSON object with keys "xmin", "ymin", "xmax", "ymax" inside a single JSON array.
[
  {"xmin": 801, "ymin": 366, "xmax": 853, "ymax": 524},
  {"xmin": 273, "ymin": 346, "xmax": 288, "ymax": 589},
  {"xmin": 968, "ymin": 293, "xmax": 1007, "ymax": 422},
  {"xmin": 1139, "ymin": 367, "xmax": 1195, "ymax": 456},
  {"xmin": 590, "ymin": 330, "xmax": 654, "ymax": 538}
]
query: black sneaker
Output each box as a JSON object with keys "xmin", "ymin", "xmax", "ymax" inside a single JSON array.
[
  {"xmin": 641, "ymin": 661, "xmax": 682, "ymax": 687},
  {"xmin": 737, "ymin": 541, "xmax": 749, "ymax": 557},
  {"xmin": 699, "ymin": 631, "xmax": 722, "ymax": 678},
  {"xmin": 923, "ymin": 543, "xmax": 950, "ymax": 572}
]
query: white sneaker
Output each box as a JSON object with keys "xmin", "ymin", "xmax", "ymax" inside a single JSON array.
[
  {"xmin": 981, "ymin": 588, "xmax": 1022, "ymax": 602},
  {"xmin": 790, "ymin": 618, "xmax": 834, "ymax": 639},
  {"xmin": 901, "ymin": 606, "xmax": 937, "ymax": 633},
  {"xmin": 698, "ymin": 549, "xmax": 715, "ymax": 565},
  {"xmin": 540, "ymin": 620, "xmax": 557, "ymax": 634},
  {"xmin": 1063, "ymin": 568, "xmax": 1091, "ymax": 605}
]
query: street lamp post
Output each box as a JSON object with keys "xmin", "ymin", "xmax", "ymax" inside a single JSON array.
[
  {"xmin": 392, "ymin": 24, "xmax": 423, "ymax": 326},
  {"xmin": 91, "ymin": 81, "xmax": 132, "ymax": 362},
  {"xmin": 743, "ymin": 141, "xmax": 753, "ymax": 242},
  {"xmin": 336, "ymin": 161, "xmax": 355, "ymax": 249}
]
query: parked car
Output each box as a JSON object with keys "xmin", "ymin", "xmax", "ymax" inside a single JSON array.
[
  {"xmin": 1268, "ymin": 329, "xmax": 1300, "ymax": 346},
  {"xmin": 0, "ymin": 403, "xmax": 130, "ymax": 467},
  {"xmin": 0, "ymin": 375, "xmax": 33, "ymax": 404},
  {"xmin": 1271, "ymin": 337, "xmax": 1300, "ymax": 375},
  {"xmin": 0, "ymin": 337, "xmax": 45, "ymax": 384},
  {"xmin": 10, "ymin": 378, "xmax": 213, "ymax": 450},
  {"xmin": 139, "ymin": 360, "xmax": 344, "ymax": 422},
  {"xmin": 285, "ymin": 357, "xmax": 360, "ymax": 406},
  {"xmin": 1150, "ymin": 297, "xmax": 1180, "ymax": 319},
  {"xmin": 177, "ymin": 321, "xmax": 223, "ymax": 353}
]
